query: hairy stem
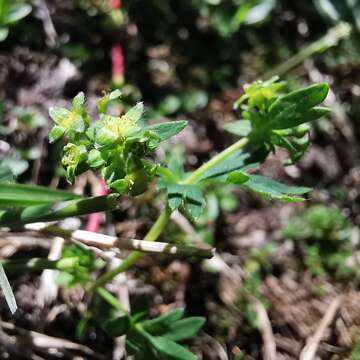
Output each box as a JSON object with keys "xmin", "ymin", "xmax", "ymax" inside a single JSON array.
[
  {"xmin": 263, "ymin": 22, "xmax": 351, "ymax": 80},
  {"xmin": 1, "ymin": 257, "xmax": 76, "ymax": 272},
  {"xmin": 88, "ymin": 206, "xmax": 172, "ymax": 291},
  {"xmin": 89, "ymin": 136, "xmax": 249, "ymax": 290},
  {"xmin": 182, "ymin": 137, "xmax": 249, "ymax": 185}
]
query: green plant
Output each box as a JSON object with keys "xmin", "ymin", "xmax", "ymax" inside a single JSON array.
[
  {"xmin": 104, "ymin": 308, "xmax": 205, "ymax": 359},
  {"xmin": 283, "ymin": 205, "xmax": 353, "ymax": 278},
  {"xmin": 0, "ymin": 0, "xmax": 31, "ymax": 41},
  {"xmin": 192, "ymin": 0, "xmax": 277, "ymax": 37},
  {"xmin": 0, "ymin": 78, "xmax": 330, "ymax": 357}
]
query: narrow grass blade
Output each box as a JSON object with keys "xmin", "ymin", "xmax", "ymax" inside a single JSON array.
[{"xmin": 0, "ymin": 262, "xmax": 17, "ymax": 314}]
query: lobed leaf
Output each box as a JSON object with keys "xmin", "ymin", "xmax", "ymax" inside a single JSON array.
[
  {"xmin": 199, "ymin": 152, "xmax": 256, "ymax": 182},
  {"xmin": 164, "ymin": 183, "xmax": 205, "ymax": 219},
  {"xmin": 241, "ymin": 174, "xmax": 312, "ymax": 202}
]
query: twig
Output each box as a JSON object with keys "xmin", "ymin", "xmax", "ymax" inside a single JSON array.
[
  {"xmin": 253, "ymin": 299, "xmax": 277, "ymax": 360},
  {"xmin": 0, "ymin": 320, "xmax": 101, "ymax": 358},
  {"xmin": 37, "ymin": 236, "xmax": 64, "ymax": 306},
  {"xmin": 25, "ymin": 223, "xmax": 215, "ymax": 259},
  {"xmin": 299, "ymin": 296, "xmax": 342, "ymax": 360},
  {"xmin": 170, "ymin": 209, "xmax": 204, "ymax": 246},
  {"xmin": 34, "ymin": 0, "xmax": 58, "ymax": 47}
]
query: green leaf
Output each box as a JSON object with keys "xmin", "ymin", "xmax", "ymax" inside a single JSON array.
[
  {"xmin": 49, "ymin": 107, "xmax": 70, "ymax": 125},
  {"xmin": 109, "ymin": 179, "xmax": 129, "ymax": 193},
  {"xmin": 226, "ymin": 171, "xmax": 250, "ymax": 184},
  {"xmin": 224, "ymin": 120, "xmax": 252, "ymax": 137},
  {"xmin": 147, "ymin": 336, "xmax": 197, "ymax": 360},
  {"xmin": 87, "ymin": 149, "xmax": 105, "ymax": 168},
  {"xmin": 72, "ymin": 92, "xmax": 85, "ymax": 112},
  {"xmin": 0, "ymin": 27, "xmax": 9, "ymax": 41},
  {"xmin": 145, "ymin": 121, "xmax": 188, "ymax": 147},
  {"xmin": 6, "ymin": 4, "xmax": 31, "ymax": 24},
  {"xmin": 198, "ymin": 152, "xmax": 255, "ymax": 182},
  {"xmin": 124, "ymin": 102, "xmax": 144, "ymax": 124},
  {"xmin": 185, "ymin": 185, "xmax": 205, "ymax": 219},
  {"xmin": 0, "ymin": 194, "xmax": 119, "ymax": 227},
  {"xmin": 242, "ymin": 175, "xmax": 312, "ymax": 202},
  {"xmin": 163, "ymin": 183, "xmax": 205, "ymax": 219},
  {"xmin": 0, "ymin": 183, "xmax": 80, "ymax": 208},
  {"xmin": 163, "ymin": 317, "xmax": 205, "ymax": 342},
  {"xmin": 94, "ymin": 124, "xmax": 118, "ymax": 147},
  {"xmin": 244, "ymin": 0, "xmax": 276, "ymax": 25},
  {"xmin": 0, "ymin": 165, "xmax": 15, "ymax": 183},
  {"xmin": 1, "ymin": 156, "xmax": 28, "ymax": 176},
  {"xmin": 49, "ymin": 125, "xmax": 65, "ymax": 143},
  {"xmin": 104, "ymin": 315, "xmax": 131, "ymax": 337},
  {"xmin": 142, "ymin": 308, "xmax": 184, "ymax": 335},
  {"xmin": 269, "ymin": 83, "xmax": 330, "ymax": 129},
  {"xmin": 97, "ymin": 89, "xmax": 122, "ymax": 114}
]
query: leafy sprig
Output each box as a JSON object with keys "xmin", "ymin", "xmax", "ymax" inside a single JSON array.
[
  {"xmin": 49, "ymin": 90, "xmax": 187, "ymax": 193},
  {"xmin": 104, "ymin": 308, "xmax": 205, "ymax": 360}
]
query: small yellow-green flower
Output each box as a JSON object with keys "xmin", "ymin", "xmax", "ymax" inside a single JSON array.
[
  {"xmin": 62, "ymin": 143, "xmax": 87, "ymax": 183},
  {"xmin": 49, "ymin": 92, "xmax": 89, "ymax": 143},
  {"xmin": 94, "ymin": 102, "xmax": 143, "ymax": 147}
]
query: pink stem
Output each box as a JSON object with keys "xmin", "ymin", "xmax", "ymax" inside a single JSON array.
[
  {"xmin": 85, "ymin": 178, "xmax": 108, "ymax": 233},
  {"xmin": 111, "ymin": 45, "xmax": 125, "ymax": 84}
]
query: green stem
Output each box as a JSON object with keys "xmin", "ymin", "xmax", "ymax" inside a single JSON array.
[
  {"xmin": 0, "ymin": 257, "xmax": 75, "ymax": 272},
  {"xmin": 96, "ymin": 287, "xmax": 127, "ymax": 313},
  {"xmin": 0, "ymin": 194, "xmax": 119, "ymax": 228},
  {"xmin": 182, "ymin": 137, "xmax": 249, "ymax": 185},
  {"xmin": 263, "ymin": 22, "xmax": 351, "ymax": 80},
  {"xmin": 88, "ymin": 206, "xmax": 172, "ymax": 291},
  {"xmin": 89, "ymin": 137, "xmax": 250, "ymax": 291}
]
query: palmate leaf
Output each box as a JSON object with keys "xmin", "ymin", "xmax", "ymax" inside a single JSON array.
[
  {"xmin": 239, "ymin": 174, "xmax": 311, "ymax": 202},
  {"xmin": 160, "ymin": 182, "xmax": 205, "ymax": 219},
  {"xmin": 0, "ymin": 183, "xmax": 80, "ymax": 208},
  {"xmin": 198, "ymin": 151, "xmax": 256, "ymax": 182}
]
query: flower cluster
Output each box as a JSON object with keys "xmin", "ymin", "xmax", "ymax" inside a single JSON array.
[{"xmin": 49, "ymin": 90, "xmax": 186, "ymax": 195}]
